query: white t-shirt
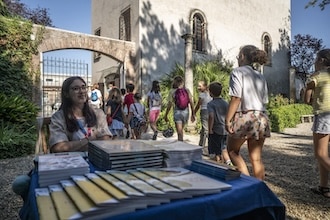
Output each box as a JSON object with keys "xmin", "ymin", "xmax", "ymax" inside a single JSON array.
[
  {"xmin": 147, "ymin": 91, "xmax": 162, "ymax": 110},
  {"xmin": 199, "ymin": 91, "xmax": 212, "ymax": 110},
  {"xmin": 229, "ymin": 65, "xmax": 268, "ymax": 112},
  {"xmin": 129, "ymin": 102, "xmax": 145, "ymax": 119}
]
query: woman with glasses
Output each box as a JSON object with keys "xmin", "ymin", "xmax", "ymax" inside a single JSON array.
[
  {"xmin": 49, "ymin": 76, "xmax": 112, "ymax": 152},
  {"xmin": 225, "ymin": 45, "xmax": 270, "ymax": 180}
]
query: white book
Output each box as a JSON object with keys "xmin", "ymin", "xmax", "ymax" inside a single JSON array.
[{"xmin": 139, "ymin": 167, "xmax": 232, "ymax": 196}]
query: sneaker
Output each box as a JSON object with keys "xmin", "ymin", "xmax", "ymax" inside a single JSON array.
[{"xmin": 152, "ymin": 131, "xmax": 158, "ymax": 140}]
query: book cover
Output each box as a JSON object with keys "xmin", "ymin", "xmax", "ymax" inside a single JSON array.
[
  {"xmin": 95, "ymin": 171, "xmax": 145, "ymax": 198},
  {"xmin": 38, "ymin": 154, "xmax": 89, "ymax": 172},
  {"xmin": 35, "ymin": 188, "xmax": 58, "ymax": 220},
  {"xmin": 60, "ymin": 180, "xmax": 98, "ymax": 214},
  {"xmin": 139, "ymin": 167, "xmax": 232, "ymax": 196},
  {"xmin": 85, "ymin": 173, "xmax": 128, "ymax": 200},
  {"xmin": 48, "ymin": 184, "xmax": 82, "ymax": 220},
  {"xmin": 71, "ymin": 175, "xmax": 118, "ymax": 206}
]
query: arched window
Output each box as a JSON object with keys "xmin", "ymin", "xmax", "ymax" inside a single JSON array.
[
  {"xmin": 119, "ymin": 8, "xmax": 131, "ymax": 41},
  {"xmin": 262, "ymin": 33, "xmax": 272, "ymax": 66},
  {"xmin": 192, "ymin": 13, "xmax": 206, "ymax": 52}
]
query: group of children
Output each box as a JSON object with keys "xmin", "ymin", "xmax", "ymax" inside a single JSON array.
[
  {"xmin": 105, "ymin": 81, "xmax": 162, "ymax": 141},
  {"xmin": 103, "ymin": 78, "xmax": 232, "ymax": 166}
]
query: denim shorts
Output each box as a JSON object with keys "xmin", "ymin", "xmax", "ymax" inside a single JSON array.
[
  {"xmin": 312, "ymin": 112, "xmax": 330, "ymax": 134},
  {"xmin": 173, "ymin": 108, "xmax": 189, "ymax": 124}
]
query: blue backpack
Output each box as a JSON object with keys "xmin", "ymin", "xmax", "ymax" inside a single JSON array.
[
  {"xmin": 91, "ymin": 91, "xmax": 98, "ymax": 101},
  {"xmin": 174, "ymin": 88, "xmax": 189, "ymax": 110}
]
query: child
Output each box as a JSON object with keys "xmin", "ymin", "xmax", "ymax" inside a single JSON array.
[
  {"xmin": 127, "ymin": 93, "xmax": 147, "ymax": 139},
  {"xmin": 207, "ymin": 82, "xmax": 233, "ymax": 166},
  {"xmin": 164, "ymin": 76, "xmax": 195, "ymax": 141},
  {"xmin": 194, "ymin": 80, "xmax": 212, "ymax": 150},
  {"xmin": 123, "ymin": 83, "xmax": 135, "ymax": 139},
  {"xmin": 147, "ymin": 80, "xmax": 162, "ymax": 140},
  {"xmin": 106, "ymin": 88, "xmax": 125, "ymax": 139}
]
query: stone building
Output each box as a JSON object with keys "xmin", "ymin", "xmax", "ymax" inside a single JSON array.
[{"xmin": 91, "ymin": 0, "xmax": 291, "ymax": 97}]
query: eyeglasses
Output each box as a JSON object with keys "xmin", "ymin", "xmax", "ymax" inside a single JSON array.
[{"xmin": 70, "ymin": 86, "xmax": 87, "ymax": 93}]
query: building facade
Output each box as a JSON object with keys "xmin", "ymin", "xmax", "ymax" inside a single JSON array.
[{"xmin": 91, "ymin": 0, "xmax": 291, "ymax": 97}]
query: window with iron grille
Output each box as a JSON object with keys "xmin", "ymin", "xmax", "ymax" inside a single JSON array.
[
  {"xmin": 262, "ymin": 34, "xmax": 272, "ymax": 66},
  {"xmin": 119, "ymin": 8, "xmax": 131, "ymax": 41},
  {"xmin": 192, "ymin": 14, "xmax": 205, "ymax": 52},
  {"xmin": 94, "ymin": 27, "xmax": 101, "ymax": 62}
]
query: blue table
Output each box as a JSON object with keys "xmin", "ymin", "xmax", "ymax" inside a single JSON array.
[{"xmin": 20, "ymin": 166, "xmax": 285, "ymax": 220}]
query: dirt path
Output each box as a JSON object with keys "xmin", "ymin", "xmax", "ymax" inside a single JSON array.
[{"xmin": 0, "ymin": 122, "xmax": 329, "ymax": 219}]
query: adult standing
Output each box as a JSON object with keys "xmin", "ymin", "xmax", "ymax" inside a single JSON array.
[
  {"xmin": 89, "ymin": 83, "xmax": 103, "ymax": 109},
  {"xmin": 49, "ymin": 77, "xmax": 112, "ymax": 152},
  {"xmin": 147, "ymin": 80, "xmax": 162, "ymax": 140},
  {"xmin": 305, "ymin": 48, "xmax": 330, "ymax": 198},
  {"xmin": 164, "ymin": 76, "xmax": 195, "ymax": 141},
  {"xmin": 225, "ymin": 45, "xmax": 270, "ymax": 180}
]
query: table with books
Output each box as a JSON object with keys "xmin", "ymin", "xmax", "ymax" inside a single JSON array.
[{"xmin": 19, "ymin": 140, "xmax": 285, "ymax": 220}]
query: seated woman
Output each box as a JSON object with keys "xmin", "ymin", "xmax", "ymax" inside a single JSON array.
[
  {"xmin": 12, "ymin": 76, "xmax": 112, "ymax": 199},
  {"xmin": 49, "ymin": 76, "xmax": 112, "ymax": 152}
]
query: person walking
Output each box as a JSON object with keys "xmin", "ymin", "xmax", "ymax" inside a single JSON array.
[
  {"xmin": 106, "ymin": 87, "xmax": 125, "ymax": 140},
  {"xmin": 123, "ymin": 83, "xmax": 135, "ymax": 139},
  {"xmin": 207, "ymin": 82, "xmax": 232, "ymax": 165},
  {"xmin": 194, "ymin": 80, "xmax": 212, "ymax": 153},
  {"xmin": 225, "ymin": 45, "xmax": 270, "ymax": 180},
  {"xmin": 88, "ymin": 83, "xmax": 103, "ymax": 109},
  {"xmin": 147, "ymin": 80, "xmax": 162, "ymax": 140},
  {"xmin": 304, "ymin": 48, "xmax": 330, "ymax": 198},
  {"xmin": 127, "ymin": 93, "xmax": 147, "ymax": 140},
  {"xmin": 164, "ymin": 76, "xmax": 195, "ymax": 141}
]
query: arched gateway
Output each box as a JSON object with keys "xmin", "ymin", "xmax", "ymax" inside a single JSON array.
[{"xmin": 31, "ymin": 25, "xmax": 136, "ymax": 113}]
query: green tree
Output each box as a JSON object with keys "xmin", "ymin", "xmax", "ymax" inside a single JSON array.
[
  {"xmin": 306, "ymin": 0, "xmax": 330, "ymax": 10},
  {"xmin": 2, "ymin": 0, "xmax": 52, "ymax": 26},
  {"xmin": 290, "ymin": 34, "xmax": 324, "ymax": 76}
]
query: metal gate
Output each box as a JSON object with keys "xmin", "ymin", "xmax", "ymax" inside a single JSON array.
[{"xmin": 41, "ymin": 57, "xmax": 90, "ymax": 117}]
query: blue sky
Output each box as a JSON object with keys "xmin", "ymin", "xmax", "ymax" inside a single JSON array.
[{"xmin": 20, "ymin": 0, "xmax": 330, "ymax": 64}]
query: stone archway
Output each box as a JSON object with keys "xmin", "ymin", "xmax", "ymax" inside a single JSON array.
[{"xmin": 31, "ymin": 25, "xmax": 136, "ymax": 105}]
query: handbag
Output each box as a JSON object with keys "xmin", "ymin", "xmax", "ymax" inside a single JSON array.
[{"xmin": 107, "ymin": 104, "xmax": 121, "ymax": 126}]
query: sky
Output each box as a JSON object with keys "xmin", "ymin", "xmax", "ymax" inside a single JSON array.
[{"xmin": 19, "ymin": 0, "xmax": 330, "ymax": 65}]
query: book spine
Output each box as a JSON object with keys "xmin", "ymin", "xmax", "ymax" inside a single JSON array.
[
  {"xmin": 71, "ymin": 175, "xmax": 118, "ymax": 205},
  {"xmin": 35, "ymin": 188, "xmax": 58, "ymax": 220},
  {"xmin": 48, "ymin": 184, "xmax": 81, "ymax": 220}
]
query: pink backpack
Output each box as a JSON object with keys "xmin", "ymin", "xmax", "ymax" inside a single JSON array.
[{"xmin": 174, "ymin": 88, "xmax": 189, "ymax": 110}]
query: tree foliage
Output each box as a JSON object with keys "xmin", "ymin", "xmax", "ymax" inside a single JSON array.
[
  {"xmin": 2, "ymin": 0, "xmax": 52, "ymax": 26},
  {"xmin": 306, "ymin": 0, "xmax": 330, "ymax": 10},
  {"xmin": 290, "ymin": 34, "xmax": 323, "ymax": 74}
]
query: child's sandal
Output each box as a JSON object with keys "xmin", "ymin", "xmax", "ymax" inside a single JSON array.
[{"xmin": 311, "ymin": 186, "xmax": 330, "ymax": 198}]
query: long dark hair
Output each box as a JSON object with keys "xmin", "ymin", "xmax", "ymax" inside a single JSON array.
[
  {"xmin": 150, "ymin": 80, "xmax": 160, "ymax": 93},
  {"xmin": 60, "ymin": 76, "xmax": 97, "ymax": 132}
]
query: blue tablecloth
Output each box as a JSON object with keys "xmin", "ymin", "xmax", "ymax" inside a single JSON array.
[{"xmin": 20, "ymin": 166, "xmax": 285, "ymax": 220}]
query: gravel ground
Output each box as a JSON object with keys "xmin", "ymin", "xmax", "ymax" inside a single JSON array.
[{"xmin": 1, "ymin": 122, "xmax": 329, "ymax": 220}]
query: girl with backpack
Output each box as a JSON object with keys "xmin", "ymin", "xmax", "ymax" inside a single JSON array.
[
  {"xmin": 127, "ymin": 93, "xmax": 147, "ymax": 139},
  {"xmin": 164, "ymin": 76, "xmax": 195, "ymax": 141},
  {"xmin": 147, "ymin": 80, "xmax": 162, "ymax": 140},
  {"xmin": 106, "ymin": 87, "xmax": 125, "ymax": 139}
]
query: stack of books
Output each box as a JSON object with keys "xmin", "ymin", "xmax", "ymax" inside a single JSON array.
[
  {"xmin": 88, "ymin": 140, "xmax": 164, "ymax": 170},
  {"xmin": 38, "ymin": 153, "xmax": 90, "ymax": 187},
  {"xmin": 35, "ymin": 168, "xmax": 232, "ymax": 220},
  {"xmin": 150, "ymin": 141, "xmax": 203, "ymax": 167},
  {"xmin": 189, "ymin": 159, "xmax": 241, "ymax": 181}
]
